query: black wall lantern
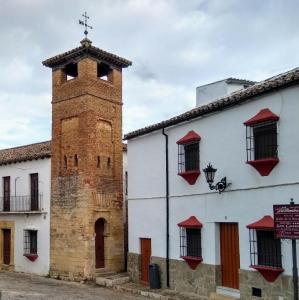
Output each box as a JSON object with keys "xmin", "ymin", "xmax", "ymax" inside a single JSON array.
[{"xmin": 203, "ymin": 163, "xmax": 230, "ymax": 193}]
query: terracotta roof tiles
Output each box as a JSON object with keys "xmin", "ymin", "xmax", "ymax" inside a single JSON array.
[
  {"xmin": 0, "ymin": 141, "xmax": 51, "ymax": 166},
  {"xmin": 0, "ymin": 141, "xmax": 127, "ymax": 166},
  {"xmin": 43, "ymin": 39, "xmax": 132, "ymax": 69}
]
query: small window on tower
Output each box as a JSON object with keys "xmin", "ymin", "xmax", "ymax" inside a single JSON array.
[
  {"xmin": 74, "ymin": 154, "xmax": 78, "ymax": 167},
  {"xmin": 107, "ymin": 157, "xmax": 111, "ymax": 168},
  {"xmin": 97, "ymin": 62, "xmax": 112, "ymax": 82},
  {"xmin": 64, "ymin": 62, "xmax": 78, "ymax": 81},
  {"xmin": 64, "ymin": 155, "xmax": 67, "ymax": 170},
  {"xmin": 97, "ymin": 156, "xmax": 101, "ymax": 168}
]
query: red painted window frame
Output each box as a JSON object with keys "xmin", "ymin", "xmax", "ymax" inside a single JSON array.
[
  {"xmin": 178, "ymin": 216, "xmax": 203, "ymax": 270},
  {"xmin": 177, "ymin": 131, "xmax": 201, "ymax": 185},
  {"xmin": 244, "ymin": 108, "xmax": 279, "ymax": 176},
  {"xmin": 247, "ymin": 216, "xmax": 284, "ymax": 282}
]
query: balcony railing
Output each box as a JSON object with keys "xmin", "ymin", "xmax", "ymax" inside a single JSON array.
[{"xmin": 0, "ymin": 195, "xmax": 42, "ymax": 212}]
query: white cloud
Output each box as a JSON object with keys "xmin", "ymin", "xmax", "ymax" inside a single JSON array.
[{"xmin": 0, "ymin": 58, "xmax": 33, "ymax": 87}]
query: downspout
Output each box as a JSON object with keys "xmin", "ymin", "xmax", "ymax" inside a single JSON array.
[{"xmin": 162, "ymin": 128, "xmax": 170, "ymax": 288}]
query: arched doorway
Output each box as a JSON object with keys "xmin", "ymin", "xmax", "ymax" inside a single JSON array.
[{"xmin": 95, "ymin": 218, "xmax": 105, "ymax": 268}]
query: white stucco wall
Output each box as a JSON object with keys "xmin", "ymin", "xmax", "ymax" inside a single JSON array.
[
  {"xmin": 128, "ymin": 84, "xmax": 299, "ymax": 277},
  {"xmin": 0, "ymin": 158, "xmax": 51, "ymax": 275}
]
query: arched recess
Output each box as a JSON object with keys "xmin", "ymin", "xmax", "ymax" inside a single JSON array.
[{"xmin": 95, "ymin": 218, "xmax": 106, "ymax": 268}]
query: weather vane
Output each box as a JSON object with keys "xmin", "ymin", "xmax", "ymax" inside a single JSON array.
[{"xmin": 79, "ymin": 12, "xmax": 93, "ymax": 38}]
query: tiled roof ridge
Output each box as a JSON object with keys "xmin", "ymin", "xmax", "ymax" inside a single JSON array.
[{"xmin": 124, "ymin": 66, "xmax": 299, "ymax": 140}]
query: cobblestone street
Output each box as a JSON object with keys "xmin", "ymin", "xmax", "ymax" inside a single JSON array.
[{"xmin": 0, "ymin": 272, "xmax": 147, "ymax": 300}]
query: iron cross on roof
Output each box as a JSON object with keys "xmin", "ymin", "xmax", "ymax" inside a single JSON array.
[{"xmin": 79, "ymin": 12, "xmax": 93, "ymax": 38}]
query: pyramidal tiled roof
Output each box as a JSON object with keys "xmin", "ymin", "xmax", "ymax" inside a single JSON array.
[
  {"xmin": 42, "ymin": 38, "xmax": 132, "ymax": 69},
  {"xmin": 125, "ymin": 67, "xmax": 299, "ymax": 140}
]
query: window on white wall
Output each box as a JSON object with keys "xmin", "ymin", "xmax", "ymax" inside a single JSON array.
[
  {"xmin": 176, "ymin": 130, "xmax": 201, "ymax": 185},
  {"xmin": 244, "ymin": 108, "xmax": 279, "ymax": 176},
  {"xmin": 247, "ymin": 215, "xmax": 283, "ymax": 282},
  {"xmin": 24, "ymin": 230, "xmax": 38, "ymax": 260},
  {"xmin": 256, "ymin": 230, "xmax": 281, "ymax": 267},
  {"xmin": 178, "ymin": 216, "xmax": 203, "ymax": 270}
]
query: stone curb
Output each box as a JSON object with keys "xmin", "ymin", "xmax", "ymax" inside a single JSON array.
[{"xmin": 113, "ymin": 285, "xmax": 173, "ymax": 300}]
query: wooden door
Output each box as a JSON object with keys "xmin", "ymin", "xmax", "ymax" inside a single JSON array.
[
  {"xmin": 140, "ymin": 238, "xmax": 151, "ymax": 284},
  {"xmin": 3, "ymin": 177, "xmax": 10, "ymax": 212},
  {"xmin": 3, "ymin": 229, "xmax": 11, "ymax": 265},
  {"xmin": 95, "ymin": 219, "xmax": 105, "ymax": 268},
  {"xmin": 30, "ymin": 173, "xmax": 39, "ymax": 211},
  {"xmin": 220, "ymin": 223, "xmax": 240, "ymax": 289}
]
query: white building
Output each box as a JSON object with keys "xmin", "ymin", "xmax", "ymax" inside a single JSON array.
[
  {"xmin": 125, "ymin": 68, "xmax": 299, "ymax": 299},
  {"xmin": 0, "ymin": 141, "xmax": 51, "ymax": 275},
  {"xmin": 0, "ymin": 141, "xmax": 127, "ymax": 276}
]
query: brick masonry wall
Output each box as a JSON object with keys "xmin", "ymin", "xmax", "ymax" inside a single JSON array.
[{"xmin": 50, "ymin": 57, "xmax": 124, "ymax": 280}]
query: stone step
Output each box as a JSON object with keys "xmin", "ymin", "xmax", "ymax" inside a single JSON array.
[
  {"xmin": 95, "ymin": 272, "xmax": 130, "ymax": 287},
  {"xmin": 94, "ymin": 268, "xmax": 116, "ymax": 277},
  {"xmin": 95, "ymin": 271, "xmax": 116, "ymax": 277}
]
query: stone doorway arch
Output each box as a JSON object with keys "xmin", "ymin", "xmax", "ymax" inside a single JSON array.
[{"xmin": 95, "ymin": 218, "xmax": 106, "ymax": 269}]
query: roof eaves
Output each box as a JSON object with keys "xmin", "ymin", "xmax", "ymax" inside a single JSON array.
[{"xmin": 0, "ymin": 154, "xmax": 51, "ymax": 167}]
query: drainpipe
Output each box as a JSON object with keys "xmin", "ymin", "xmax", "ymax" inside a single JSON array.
[{"xmin": 162, "ymin": 128, "xmax": 170, "ymax": 288}]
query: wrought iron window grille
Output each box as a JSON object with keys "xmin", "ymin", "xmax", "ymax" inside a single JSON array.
[
  {"xmin": 179, "ymin": 227, "xmax": 202, "ymax": 259},
  {"xmin": 24, "ymin": 230, "xmax": 38, "ymax": 256},
  {"xmin": 246, "ymin": 120, "xmax": 278, "ymax": 162},
  {"xmin": 248, "ymin": 229, "xmax": 282, "ymax": 269},
  {"xmin": 178, "ymin": 141, "xmax": 200, "ymax": 173}
]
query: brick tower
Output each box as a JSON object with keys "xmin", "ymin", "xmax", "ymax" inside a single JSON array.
[{"xmin": 43, "ymin": 38, "xmax": 131, "ymax": 280}]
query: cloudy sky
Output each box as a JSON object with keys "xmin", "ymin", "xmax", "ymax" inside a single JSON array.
[{"xmin": 1, "ymin": 0, "xmax": 299, "ymax": 149}]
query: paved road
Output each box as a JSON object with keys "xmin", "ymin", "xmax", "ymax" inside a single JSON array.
[{"xmin": 0, "ymin": 272, "xmax": 147, "ymax": 300}]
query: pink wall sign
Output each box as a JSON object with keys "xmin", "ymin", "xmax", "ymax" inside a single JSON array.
[{"xmin": 274, "ymin": 204, "xmax": 299, "ymax": 239}]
